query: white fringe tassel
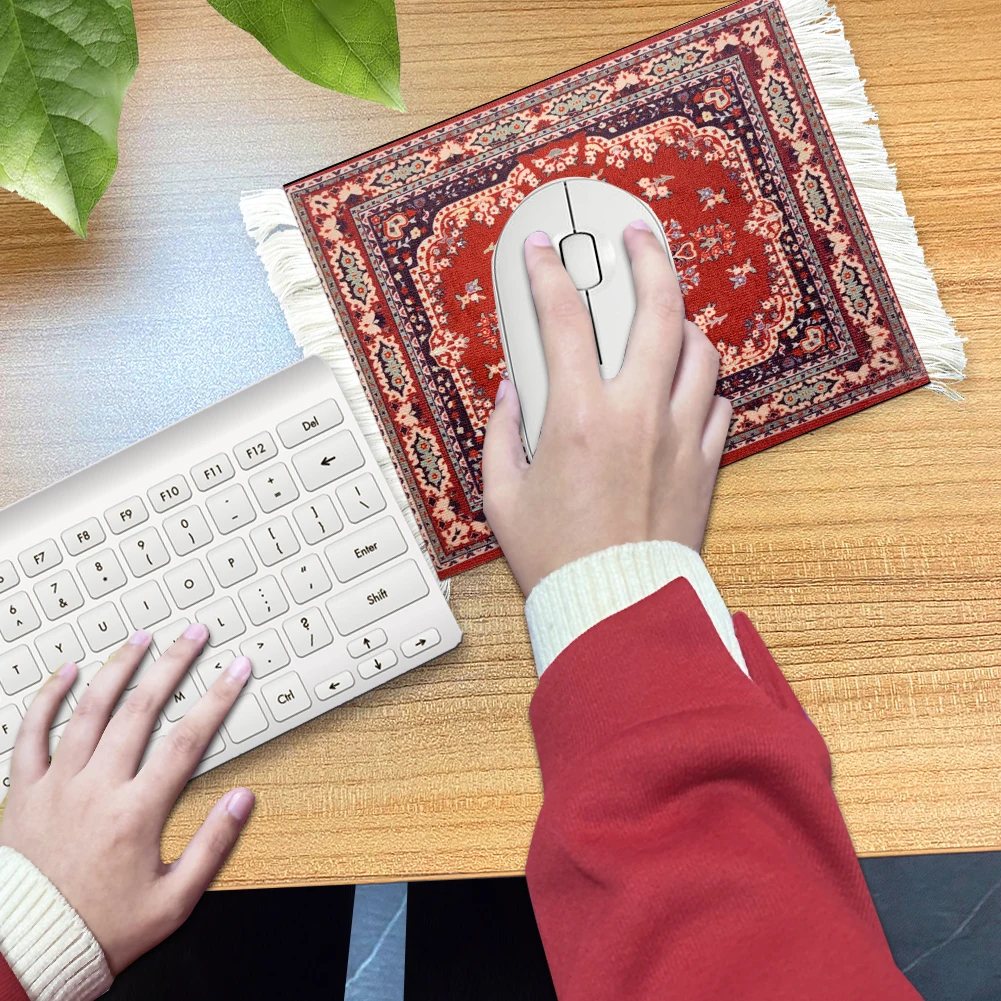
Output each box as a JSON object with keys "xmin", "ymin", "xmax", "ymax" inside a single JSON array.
[
  {"xmin": 783, "ymin": 0, "xmax": 965, "ymax": 396},
  {"xmin": 240, "ymin": 189, "xmax": 449, "ymax": 599},
  {"xmin": 240, "ymin": 0, "xmax": 965, "ymax": 561}
]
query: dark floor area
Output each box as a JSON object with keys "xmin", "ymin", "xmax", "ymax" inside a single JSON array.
[{"xmin": 108, "ymin": 853, "xmax": 1001, "ymax": 1000}]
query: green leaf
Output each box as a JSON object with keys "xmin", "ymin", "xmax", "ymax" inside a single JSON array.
[
  {"xmin": 0, "ymin": 0, "xmax": 138, "ymax": 237},
  {"xmin": 207, "ymin": 0, "xmax": 404, "ymax": 111}
]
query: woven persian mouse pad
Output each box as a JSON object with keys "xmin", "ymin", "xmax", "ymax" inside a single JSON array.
[{"xmin": 270, "ymin": 0, "xmax": 962, "ymax": 578}]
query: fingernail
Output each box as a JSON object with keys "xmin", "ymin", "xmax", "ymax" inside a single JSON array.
[
  {"xmin": 58, "ymin": 662, "xmax": 77, "ymax": 679},
  {"xmin": 525, "ymin": 230, "xmax": 552, "ymax": 247},
  {"xmin": 226, "ymin": 788, "xmax": 255, "ymax": 822},
  {"xmin": 227, "ymin": 656, "xmax": 252, "ymax": 682},
  {"xmin": 628, "ymin": 218, "xmax": 652, "ymax": 232},
  {"xmin": 496, "ymin": 379, "xmax": 510, "ymax": 403},
  {"xmin": 183, "ymin": 622, "xmax": 209, "ymax": 641},
  {"xmin": 129, "ymin": 629, "xmax": 152, "ymax": 646}
]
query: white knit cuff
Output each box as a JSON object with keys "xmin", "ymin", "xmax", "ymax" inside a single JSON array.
[
  {"xmin": 0, "ymin": 847, "xmax": 113, "ymax": 1001},
  {"xmin": 524, "ymin": 541, "xmax": 747, "ymax": 677}
]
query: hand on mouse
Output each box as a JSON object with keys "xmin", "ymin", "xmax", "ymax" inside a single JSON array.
[
  {"xmin": 0, "ymin": 626, "xmax": 255, "ymax": 975},
  {"xmin": 482, "ymin": 220, "xmax": 732, "ymax": 596}
]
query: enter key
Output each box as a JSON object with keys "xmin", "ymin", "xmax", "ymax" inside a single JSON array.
[{"xmin": 323, "ymin": 516, "xmax": 408, "ymax": 583}]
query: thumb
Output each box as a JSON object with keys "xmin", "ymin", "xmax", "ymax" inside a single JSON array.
[{"xmin": 483, "ymin": 380, "xmax": 529, "ymax": 505}]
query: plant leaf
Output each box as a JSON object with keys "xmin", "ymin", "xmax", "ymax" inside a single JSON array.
[
  {"xmin": 207, "ymin": 0, "xmax": 404, "ymax": 111},
  {"xmin": 0, "ymin": 0, "xmax": 138, "ymax": 237}
]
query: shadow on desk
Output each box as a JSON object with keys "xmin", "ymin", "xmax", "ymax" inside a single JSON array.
[{"xmin": 108, "ymin": 856, "xmax": 1001, "ymax": 1000}]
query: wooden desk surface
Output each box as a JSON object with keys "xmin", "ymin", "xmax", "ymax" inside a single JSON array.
[{"xmin": 1, "ymin": 0, "xmax": 999, "ymax": 889}]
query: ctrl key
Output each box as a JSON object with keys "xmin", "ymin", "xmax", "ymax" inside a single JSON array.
[{"xmin": 261, "ymin": 671, "xmax": 311, "ymax": 722}]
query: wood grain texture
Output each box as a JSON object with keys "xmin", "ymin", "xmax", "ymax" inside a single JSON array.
[{"xmin": 0, "ymin": 0, "xmax": 999, "ymax": 888}]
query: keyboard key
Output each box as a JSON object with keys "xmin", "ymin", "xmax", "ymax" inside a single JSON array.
[
  {"xmin": 79, "ymin": 602, "xmax": 128, "ymax": 652},
  {"xmin": 207, "ymin": 538, "xmax": 257, "ymax": 587},
  {"xmin": 70, "ymin": 662, "xmax": 103, "ymax": 703},
  {"xmin": 1, "ymin": 758, "xmax": 10, "ymax": 796},
  {"xmin": 24, "ymin": 688, "xmax": 73, "ymax": 728},
  {"xmin": 358, "ymin": 649, "xmax": 398, "ymax": 679},
  {"xmin": 121, "ymin": 581, "xmax": 171, "ymax": 630},
  {"xmin": 120, "ymin": 527, "xmax": 171, "ymax": 577},
  {"xmin": 347, "ymin": 628, "xmax": 387, "ymax": 659},
  {"xmin": 163, "ymin": 673, "xmax": 199, "ymax": 722},
  {"xmin": 292, "ymin": 496, "xmax": 343, "ymax": 545},
  {"xmin": 292, "ymin": 430, "xmax": 364, "ymax": 491},
  {"xmin": 250, "ymin": 517, "xmax": 300, "ymax": 566},
  {"xmin": 62, "ymin": 517, "xmax": 106, "ymax": 556},
  {"xmin": 326, "ymin": 559, "xmax": 429, "ymax": 636},
  {"xmin": 315, "ymin": 670, "xmax": 355, "ymax": 701},
  {"xmin": 202, "ymin": 732, "xmax": 226, "ymax": 760},
  {"xmin": 105, "ymin": 496, "xmax": 149, "ymax": 535},
  {"xmin": 207, "ymin": 483, "xmax": 256, "ymax": 534},
  {"xmin": 163, "ymin": 506, "xmax": 213, "ymax": 557},
  {"xmin": 277, "ymin": 399, "xmax": 344, "ymax": 448},
  {"xmin": 78, "ymin": 549, "xmax": 127, "ymax": 599},
  {"xmin": 240, "ymin": 629, "xmax": 289, "ymax": 679},
  {"xmin": 18, "ymin": 539, "xmax": 61, "ymax": 578},
  {"xmin": 336, "ymin": 473, "xmax": 387, "ymax": 524},
  {"xmin": 194, "ymin": 649, "xmax": 235, "ymax": 690},
  {"xmin": 153, "ymin": 619, "xmax": 191, "ymax": 655},
  {"xmin": 164, "ymin": 560, "xmax": 214, "ymax": 610},
  {"xmin": 1, "ymin": 592, "xmax": 41, "ymax": 643},
  {"xmin": 0, "ymin": 706, "xmax": 23, "ymax": 755},
  {"xmin": 234, "ymin": 431, "xmax": 278, "ymax": 470},
  {"xmin": 224, "ymin": 693, "xmax": 268, "ymax": 743},
  {"xmin": 196, "ymin": 597, "xmax": 245, "ymax": 647},
  {"xmin": 282, "ymin": 607, "xmax": 333, "ymax": 657},
  {"xmin": 261, "ymin": 672, "xmax": 311, "ymax": 722},
  {"xmin": 324, "ymin": 516, "xmax": 408, "ymax": 583},
  {"xmin": 238, "ymin": 577, "xmax": 288, "ymax": 626},
  {"xmin": 125, "ymin": 648, "xmax": 156, "ymax": 690},
  {"xmin": 33, "ymin": 570, "xmax": 84, "ymax": 620},
  {"xmin": 0, "ymin": 560, "xmax": 18, "ymax": 595},
  {"xmin": 401, "ymin": 628, "xmax": 442, "ymax": 658},
  {"xmin": 249, "ymin": 463, "xmax": 299, "ymax": 513},
  {"xmin": 0, "ymin": 646, "xmax": 41, "ymax": 695},
  {"xmin": 190, "ymin": 452, "xmax": 235, "ymax": 492},
  {"xmin": 35, "ymin": 622, "xmax": 84, "ymax": 672},
  {"xmin": 148, "ymin": 474, "xmax": 192, "ymax": 514},
  {"xmin": 281, "ymin": 554, "xmax": 331, "ymax": 604},
  {"xmin": 49, "ymin": 721, "xmax": 68, "ymax": 757}
]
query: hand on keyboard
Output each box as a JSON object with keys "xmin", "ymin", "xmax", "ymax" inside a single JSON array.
[
  {"xmin": 0, "ymin": 625, "xmax": 255, "ymax": 975},
  {"xmin": 482, "ymin": 222, "xmax": 733, "ymax": 595}
]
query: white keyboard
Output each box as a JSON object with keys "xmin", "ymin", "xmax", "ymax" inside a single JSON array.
[{"xmin": 0, "ymin": 357, "xmax": 461, "ymax": 799}]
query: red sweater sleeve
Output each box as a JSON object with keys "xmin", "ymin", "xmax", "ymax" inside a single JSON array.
[
  {"xmin": 0, "ymin": 956, "xmax": 28, "ymax": 1001},
  {"xmin": 525, "ymin": 578, "xmax": 919, "ymax": 1000}
]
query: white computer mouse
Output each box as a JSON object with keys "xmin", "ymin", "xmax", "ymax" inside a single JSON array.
[{"xmin": 492, "ymin": 177, "xmax": 674, "ymax": 459}]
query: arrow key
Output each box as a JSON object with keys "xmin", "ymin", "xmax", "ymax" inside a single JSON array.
[
  {"xmin": 315, "ymin": 670, "xmax": 355, "ymax": 702},
  {"xmin": 358, "ymin": 649, "xmax": 398, "ymax": 679},
  {"xmin": 347, "ymin": 628, "xmax": 387, "ymax": 659},
  {"xmin": 401, "ymin": 628, "xmax": 441, "ymax": 658}
]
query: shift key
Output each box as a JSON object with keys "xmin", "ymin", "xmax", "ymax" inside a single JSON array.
[
  {"xmin": 324, "ymin": 516, "xmax": 407, "ymax": 583},
  {"xmin": 325, "ymin": 560, "xmax": 429, "ymax": 635}
]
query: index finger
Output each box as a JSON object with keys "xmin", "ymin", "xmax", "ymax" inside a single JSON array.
[{"xmin": 524, "ymin": 232, "xmax": 601, "ymax": 396}]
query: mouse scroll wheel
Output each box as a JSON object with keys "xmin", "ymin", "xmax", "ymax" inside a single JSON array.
[{"xmin": 559, "ymin": 233, "xmax": 602, "ymax": 291}]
